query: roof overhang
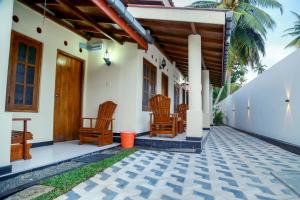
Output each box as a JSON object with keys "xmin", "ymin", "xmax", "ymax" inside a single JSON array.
[
  {"xmin": 18, "ymin": 0, "xmax": 150, "ymax": 49},
  {"xmin": 122, "ymin": 0, "xmax": 174, "ymax": 7},
  {"xmin": 129, "ymin": 6, "xmax": 232, "ymax": 86},
  {"xmin": 128, "ymin": 6, "xmax": 227, "ymax": 24}
]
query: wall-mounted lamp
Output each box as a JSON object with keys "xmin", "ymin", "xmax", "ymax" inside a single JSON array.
[
  {"xmin": 285, "ymin": 99, "xmax": 290, "ymax": 103},
  {"xmin": 103, "ymin": 49, "xmax": 111, "ymax": 66},
  {"xmin": 247, "ymin": 106, "xmax": 250, "ymax": 110},
  {"xmin": 159, "ymin": 58, "xmax": 166, "ymax": 70}
]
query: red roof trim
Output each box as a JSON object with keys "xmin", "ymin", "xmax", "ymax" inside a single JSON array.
[{"xmin": 92, "ymin": 0, "xmax": 148, "ymax": 50}]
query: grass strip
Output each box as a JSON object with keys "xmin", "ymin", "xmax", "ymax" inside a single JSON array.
[{"xmin": 33, "ymin": 148, "xmax": 138, "ymax": 200}]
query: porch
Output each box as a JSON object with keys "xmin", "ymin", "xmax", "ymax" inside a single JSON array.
[
  {"xmin": 1, "ymin": 141, "xmax": 119, "ymax": 179},
  {"xmin": 113, "ymin": 131, "xmax": 210, "ymax": 153},
  {"xmin": 0, "ymin": 0, "xmax": 230, "ymax": 177}
]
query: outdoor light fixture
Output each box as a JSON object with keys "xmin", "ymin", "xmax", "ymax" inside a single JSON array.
[
  {"xmin": 285, "ymin": 99, "xmax": 290, "ymax": 103},
  {"xmin": 159, "ymin": 58, "xmax": 166, "ymax": 70},
  {"xmin": 103, "ymin": 49, "xmax": 111, "ymax": 66},
  {"xmin": 247, "ymin": 106, "xmax": 250, "ymax": 110}
]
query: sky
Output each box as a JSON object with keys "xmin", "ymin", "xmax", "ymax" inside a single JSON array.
[{"xmin": 172, "ymin": 0, "xmax": 300, "ymax": 83}]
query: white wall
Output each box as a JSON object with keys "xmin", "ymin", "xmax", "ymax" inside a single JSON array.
[
  {"xmin": 84, "ymin": 41, "xmax": 185, "ymax": 134},
  {"xmin": 84, "ymin": 39, "xmax": 139, "ymax": 133},
  {"xmin": 0, "ymin": 0, "xmax": 14, "ymax": 167},
  {"xmin": 218, "ymin": 49, "xmax": 300, "ymax": 146},
  {"xmin": 7, "ymin": 1, "xmax": 185, "ymax": 148},
  {"xmin": 11, "ymin": 1, "xmax": 88, "ymax": 143},
  {"xmin": 136, "ymin": 44, "xmax": 184, "ymax": 133}
]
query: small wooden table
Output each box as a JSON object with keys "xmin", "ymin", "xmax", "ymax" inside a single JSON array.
[{"xmin": 11, "ymin": 118, "xmax": 33, "ymax": 161}]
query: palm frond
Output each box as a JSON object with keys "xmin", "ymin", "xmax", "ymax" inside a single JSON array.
[
  {"xmin": 245, "ymin": 0, "xmax": 283, "ymax": 14},
  {"xmin": 235, "ymin": 8, "xmax": 267, "ymax": 37},
  {"xmin": 285, "ymin": 36, "xmax": 300, "ymax": 48},
  {"xmin": 290, "ymin": 11, "xmax": 300, "ymax": 20},
  {"xmin": 189, "ymin": 1, "xmax": 219, "ymax": 8},
  {"xmin": 239, "ymin": 2, "xmax": 276, "ymax": 30},
  {"xmin": 284, "ymin": 11, "xmax": 300, "ymax": 48},
  {"xmin": 283, "ymin": 30, "xmax": 300, "ymax": 37}
]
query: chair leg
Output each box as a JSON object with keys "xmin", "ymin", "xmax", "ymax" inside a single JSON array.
[{"xmin": 98, "ymin": 136, "xmax": 103, "ymax": 146}]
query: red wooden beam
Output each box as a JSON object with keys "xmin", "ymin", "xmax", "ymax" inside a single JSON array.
[{"xmin": 92, "ymin": 0, "xmax": 148, "ymax": 50}]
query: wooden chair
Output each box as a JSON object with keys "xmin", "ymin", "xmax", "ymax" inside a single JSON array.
[
  {"xmin": 178, "ymin": 104, "xmax": 188, "ymax": 133},
  {"xmin": 11, "ymin": 118, "xmax": 33, "ymax": 161},
  {"xmin": 149, "ymin": 95, "xmax": 177, "ymax": 138},
  {"xmin": 79, "ymin": 101, "xmax": 117, "ymax": 146}
]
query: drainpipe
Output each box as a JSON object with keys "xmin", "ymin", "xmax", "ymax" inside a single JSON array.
[{"xmin": 92, "ymin": 0, "xmax": 153, "ymax": 50}]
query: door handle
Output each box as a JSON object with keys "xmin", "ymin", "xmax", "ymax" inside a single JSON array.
[{"xmin": 55, "ymin": 94, "xmax": 59, "ymax": 97}]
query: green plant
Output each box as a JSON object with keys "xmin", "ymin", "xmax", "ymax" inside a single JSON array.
[
  {"xmin": 284, "ymin": 11, "xmax": 300, "ymax": 48},
  {"xmin": 214, "ymin": 110, "xmax": 224, "ymax": 126},
  {"xmin": 190, "ymin": 0, "xmax": 282, "ymax": 96}
]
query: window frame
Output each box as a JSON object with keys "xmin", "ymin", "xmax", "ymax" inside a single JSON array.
[
  {"xmin": 6, "ymin": 31, "xmax": 43, "ymax": 112},
  {"xmin": 142, "ymin": 58, "xmax": 157, "ymax": 111},
  {"xmin": 174, "ymin": 83, "xmax": 180, "ymax": 112},
  {"xmin": 182, "ymin": 88, "xmax": 186, "ymax": 104}
]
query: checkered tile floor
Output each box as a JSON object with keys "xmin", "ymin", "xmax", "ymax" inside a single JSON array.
[{"xmin": 57, "ymin": 126, "xmax": 300, "ymax": 200}]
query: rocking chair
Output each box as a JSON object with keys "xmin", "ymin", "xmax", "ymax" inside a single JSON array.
[
  {"xmin": 149, "ymin": 95, "xmax": 177, "ymax": 138},
  {"xmin": 79, "ymin": 101, "xmax": 117, "ymax": 146},
  {"xmin": 178, "ymin": 104, "xmax": 188, "ymax": 133}
]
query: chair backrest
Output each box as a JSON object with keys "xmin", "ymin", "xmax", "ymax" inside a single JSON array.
[
  {"xmin": 150, "ymin": 95, "xmax": 171, "ymax": 124},
  {"xmin": 178, "ymin": 104, "xmax": 188, "ymax": 121},
  {"xmin": 95, "ymin": 101, "xmax": 117, "ymax": 130}
]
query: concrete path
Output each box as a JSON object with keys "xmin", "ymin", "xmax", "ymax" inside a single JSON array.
[{"xmin": 57, "ymin": 126, "xmax": 300, "ymax": 200}]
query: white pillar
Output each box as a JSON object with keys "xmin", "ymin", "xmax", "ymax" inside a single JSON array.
[
  {"xmin": 0, "ymin": 0, "xmax": 13, "ymax": 173},
  {"xmin": 202, "ymin": 70, "xmax": 210, "ymax": 129},
  {"xmin": 186, "ymin": 34, "xmax": 202, "ymax": 139},
  {"xmin": 202, "ymin": 70, "xmax": 210, "ymax": 112},
  {"xmin": 209, "ymin": 84, "xmax": 213, "ymax": 125}
]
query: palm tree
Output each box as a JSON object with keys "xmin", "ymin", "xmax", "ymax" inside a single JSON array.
[
  {"xmin": 190, "ymin": 0, "xmax": 282, "ymax": 98},
  {"xmin": 254, "ymin": 62, "xmax": 267, "ymax": 74},
  {"xmin": 284, "ymin": 11, "xmax": 300, "ymax": 48}
]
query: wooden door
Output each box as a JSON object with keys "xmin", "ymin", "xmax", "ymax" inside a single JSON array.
[
  {"xmin": 53, "ymin": 51, "xmax": 83, "ymax": 142},
  {"xmin": 161, "ymin": 73, "xmax": 168, "ymax": 97}
]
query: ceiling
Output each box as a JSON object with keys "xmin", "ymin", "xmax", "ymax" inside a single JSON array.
[
  {"xmin": 138, "ymin": 19, "xmax": 225, "ymax": 86},
  {"xmin": 19, "ymin": 0, "xmax": 137, "ymax": 44}
]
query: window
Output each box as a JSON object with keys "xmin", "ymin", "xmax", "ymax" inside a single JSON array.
[
  {"xmin": 182, "ymin": 88, "xmax": 189, "ymax": 105},
  {"xmin": 174, "ymin": 83, "xmax": 180, "ymax": 112},
  {"xmin": 6, "ymin": 31, "xmax": 42, "ymax": 112},
  {"xmin": 142, "ymin": 59, "xmax": 157, "ymax": 111}
]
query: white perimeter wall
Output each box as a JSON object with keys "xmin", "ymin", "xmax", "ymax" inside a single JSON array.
[
  {"xmin": 11, "ymin": 1, "xmax": 88, "ymax": 143},
  {"xmin": 218, "ymin": 49, "xmax": 300, "ymax": 146}
]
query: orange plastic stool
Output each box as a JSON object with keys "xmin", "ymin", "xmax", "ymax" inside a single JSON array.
[{"xmin": 120, "ymin": 131, "xmax": 135, "ymax": 149}]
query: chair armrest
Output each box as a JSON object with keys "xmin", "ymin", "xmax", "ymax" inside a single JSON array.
[
  {"xmin": 81, "ymin": 117, "xmax": 97, "ymax": 120},
  {"xmin": 80, "ymin": 117, "xmax": 97, "ymax": 128},
  {"xmin": 101, "ymin": 118, "xmax": 114, "ymax": 121},
  {"xmin": 12, "ymin": 118, "xmax": 31, "ymax": 122},
  {"xmin": 149, "ymin": 113, "xmax": 153, "ymax": 121}
]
